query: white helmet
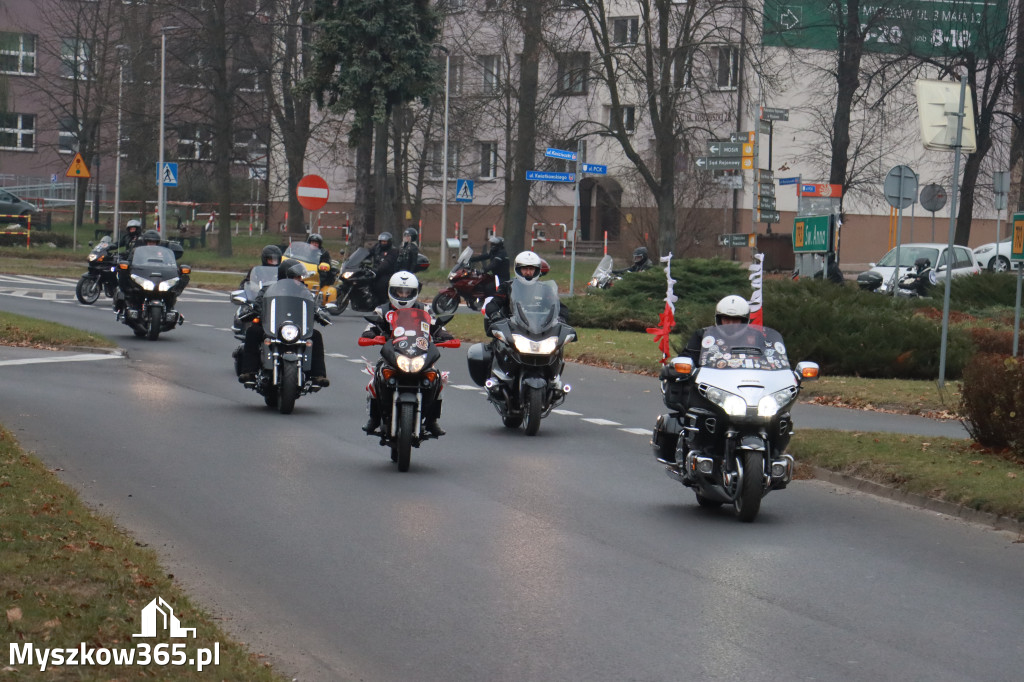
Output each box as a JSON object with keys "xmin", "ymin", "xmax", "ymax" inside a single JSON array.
[
  {"xmin": 715, "ymin": 295, "xmax": 750, "ymax": 325},
  {"xmin": 514, "ymin": 251, "xmax": 542, "ymax": 284},
  {"xmin": 388, "ymin": 270, "xmax": 420, "ymax": 309}
]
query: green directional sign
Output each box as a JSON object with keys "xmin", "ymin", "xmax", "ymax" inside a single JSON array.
[
  {"xmin": 763, "ymin": 0, "xmax": 1008, "ymax": 59},
  {"xmin": 1012, "ymin": 213, "xmax": 1024, "ymax": 262},
  {"xmin": 793, "ymin": 214, "xmax": 831, "ymax": 253}
]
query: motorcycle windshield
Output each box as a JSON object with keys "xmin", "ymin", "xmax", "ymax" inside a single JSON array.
[
  {"xmin": 283, "ymin": 242, "xmax": 321, "ymax": 264},
  {"xmin": 244, "ymin": 266, "xmax": 279, "ymax": 299},
  {"xmin": 342, "ymin": 247, "xmax": 371, "ymax": 272},
  {"xmin": 591, "ymin": 254, "xmax": 613, "ymax": 279},
  {"xmin": 698, "ymin": 324, "xmax": 791, "ymax": 371},
  {"xmin": 386, "ymin": 307, "xmax": 432, "ymax": 345},
  {"xmin": 450, "ymin": 247, "xmax": 473, "ymax": 277},
  {"xmin": 261, "ymin": 279, "xmax": 315, "ymax": 339},
  {"xmin": 509, "ymin": 279, "xmax": 561, "ymax": 335},
  {"xmin": 129, "ymin": 246, "xmax": 178, "ymax": 280}
]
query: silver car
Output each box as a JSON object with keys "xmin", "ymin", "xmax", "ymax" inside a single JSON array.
[{"xmin": 0, "ymin": 188, "xmax": 39, "ymax": 225}]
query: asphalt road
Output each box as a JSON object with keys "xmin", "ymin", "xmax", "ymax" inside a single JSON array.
[{"xmin": 0, "ymin": 275, "xmax": 1019, "ymax": 682}]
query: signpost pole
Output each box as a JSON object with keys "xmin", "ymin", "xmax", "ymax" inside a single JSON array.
[
  {"xmin": 938, "ymin": 76, "xmax": 968, "ymax": 387},
  {"xmin": 892, "ymin": 173, "xmax": 905, "ymax": 297},
  {"xmin": 568, "ymin": 140, "xmax": 582, "ymax": 297},
  {"xmin": 1015, "ymin": 264, "xmax": 1022, "ymax": 356}
]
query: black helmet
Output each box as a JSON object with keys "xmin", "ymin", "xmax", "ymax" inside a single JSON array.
[
  {"xmin": 279, "ymin": 261, "xmax": 307, "ymax": 281},
  {"xmin": 377, "ymin": 232, "xmax": 393, "ymax": 249},
  {"xmin": 307, "ymin": 233, "xmax": 323, "ymax": 248},
  {"xmin": 142, "ymin": 230, "xmax": 161, "ymax": 244},
  {"xmin": 633, "ymin": 246, "xmax": 649, "ymax": 263},
  {"xmin": 488, "ymin": 235, "xmax": 504, "ymax": 252},
  {"xmin": 913, "ymin": 257, "xmax": 930, "ymax": 271},
  {"xmin": 403, "ymin": 227, "xmax": 418, "ymax": 242},
  {"xmin": 261, "ymin": 245, "xmax": 282, "ymax": 267}
]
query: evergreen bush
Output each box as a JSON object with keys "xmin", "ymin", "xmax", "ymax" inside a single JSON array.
[{"xmin": 960, "ymin": 354, "xmax": 1024, "ymax": 460}]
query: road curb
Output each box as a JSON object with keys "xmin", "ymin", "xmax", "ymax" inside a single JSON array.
[
  {"xmin": 810, "ymin": 466, "xmax": 1024, "ymax": 535},
  {"xmin": 62, "ymin": 345, "xmax": 126, "ymax": 357}
]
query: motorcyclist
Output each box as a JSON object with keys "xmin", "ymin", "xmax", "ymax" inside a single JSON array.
[
  {"xmin": 360, "ymin": 270, "xmax": 454, "ymax": 437},
  {"xmin": 483, "ymin": 250, "xmax": 569, "ymax": 329},
  {"xmin": 240, "ymin": 244, "xmax": 282, "ymax": 287},
  {"xmin": 613, "ymin": 246, "xmax": 653, "ymax": 275},
  {"xmin": 396, "ymin": 226, "xmax": 420, "ymax": 272},
  {"xmin": 306, "ymin": 233, "xmax": 335, "ymax": 287},
  {"xmin": 237, "ymin": 261, "xmax": 331, "ymax": 387},
  {"xmin": 899, "ymin": 257, "xmax": 934, "ymax": 296},
  {"xmin": 469, "ymin": 235, "xmax": 510, "ymax": 286},
  {"xmin": 369, "ymin": 232, "xmax": 399, "ymax": 305},
  {"xmin": 117, "ymin": 219, "xmax": 142, "ymax": 251}
]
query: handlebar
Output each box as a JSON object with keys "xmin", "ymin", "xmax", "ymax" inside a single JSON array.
[
  {"xmin": 358, "ymin": 336, "xmax": 386, "ymax": 346},
  {"xmin": 436, "ymin": 339, "xmax": 461, "ymax": 349}
]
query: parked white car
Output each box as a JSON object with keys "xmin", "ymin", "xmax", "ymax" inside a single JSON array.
[
  {"xmin": 856, "ymin": 242, "xmax": 980, "ymax": 293},
  {"xmin": 973, "ymin": 238, "xmax": 1021, "ymax": 272}
]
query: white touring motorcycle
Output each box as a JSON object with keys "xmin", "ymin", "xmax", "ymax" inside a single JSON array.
[{"xmin": 651, "ymin": 324, "xmax": 819, "ymax": 522}]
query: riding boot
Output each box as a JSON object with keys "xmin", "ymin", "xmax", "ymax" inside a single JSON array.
[{"xmin": 363, "ymin": 398, "xmax": 381, "ymax": 434}]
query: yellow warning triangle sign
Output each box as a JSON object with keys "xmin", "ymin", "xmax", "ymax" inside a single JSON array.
[{"xmin": 65, "ymin": 153, "xmax": 91, "ymax": 179}]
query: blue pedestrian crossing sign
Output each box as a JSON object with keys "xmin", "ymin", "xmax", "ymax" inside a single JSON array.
[
  {"xmin": 157, "ymin": 162, "xmax": 178, "ymax": 187},
  {"xmin": 455, "ymin": 178, "xmax": 474, "ymax": 203}
]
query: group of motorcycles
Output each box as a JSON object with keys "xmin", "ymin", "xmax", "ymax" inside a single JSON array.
[
  {"xmin": 79, "ymin": 238, "xmax": 818, "ymax": 519},
  {"xmin": 76, "ymin": 236, "xmax": 190, "ymax": 340}
]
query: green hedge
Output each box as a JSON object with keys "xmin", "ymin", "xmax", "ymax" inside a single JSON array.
[{"xmin": 960, "ymin": 354, "xmax": 1024, "ymax": 459}]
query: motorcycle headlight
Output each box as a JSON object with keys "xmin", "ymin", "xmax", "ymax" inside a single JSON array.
[
  {"xmin": 396, "ymin": 355, "xmax": 426, "ymax": 373},
  {"xmin": 158, "ymin": 277, "xmax": 179, "ymax": 291},
  {"xmin": 87, "ymin": 253, "xmax": 98, "ymax": 262},
  {"xmin": 130, "ymin": 274, "xmax": 156, "ymax": 291},
  {"xmin": 512, "ymin": 334, "xmax": 558, "ymax": 355},
  {"xmin": 703, "ymin": 385, "xmax": 748, "ymax": 417},
  {"xmin": 757, "ymin": 387, "xmax": 797, "ymax": 417},
  {"xmin": 342, "ymin": 271, "xmax": 354, "ymax": 279},
  {"xmin": 280, "ymin": 323, "xmax": 300, "ymax": 342}
]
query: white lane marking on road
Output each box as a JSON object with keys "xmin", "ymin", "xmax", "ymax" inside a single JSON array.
[
  {"xmin": 448, "ymin": 384, "xmax": 483, "ymax": 391},
  {"xmin": 619, "ymin": 427, "xmax": 650, "ymax": 436},
  {"xmin": 191, "ymin": 323, "xmax": 213, "ymax": 327},
  {"xmin": 347, "ymin": 359, "xmax": 364, "ymax": 364},
  {"xmin": 215, "ymin": 328, "xmax": 234, "ymax": 332},
  {"xmin": 327, "ymin": 353, "xmax": 348, "ymax": 358},
  {"xmin": 552, "ymin": 409, "xmax": 582, "ymax": 416},
  {"xmin": 10, "ymin": 275, "xmax": 63, "ymax": 286},
  {"xmin": 0, "ymin": 353, "xmax": 122, "ymax": 367},
  {"xmin": 42, "ymin": 292, "xmax": 57, "ymax": 300},
  {"xmin": 581, "ymin": 417, "xmax": 622, "ymax": 426}
]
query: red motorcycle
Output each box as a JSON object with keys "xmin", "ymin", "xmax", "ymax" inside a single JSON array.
[{"xmin": 432, "ymin": 247, "xmax": 497, "ymax": 315}]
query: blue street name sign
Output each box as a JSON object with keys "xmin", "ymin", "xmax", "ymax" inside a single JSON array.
[
  {"xmin": 455, "ymin": 178, "xmax": 474, "ymax": 203},
  {"xmin": 582, "ymin": 163, "xmax": 607, "ymax": 175},
  {"xmin": 778, "ymin": 176, "xmax": 799, "ymax": 186},
  {"xmin": 526, "ymin": 170, "xmax": 576, "ymax": 183},
  {"xmin": 544, "ymin": 147, "xmax": 577, "ymax": 162}
]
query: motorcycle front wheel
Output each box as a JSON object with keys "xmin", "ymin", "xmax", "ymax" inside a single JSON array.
[
  {"xmin": 76, "ymin": 276, "xmax": 101, "ymax": 305},
  {"xmin": 146, "ymin": 304, "xmax": 162, "ymax": 340},
  {"xmin": 432, "ymin": 292, "xmax": 459, "ymax": 316},
  {"xmin": 279, "ymin": 361, "xmax": 298, "ymax": 414},
  {"xmin": 733, "ymin": 451, "xmax": 764, "ymax": 522},
  {"xmin": 395, "ymin": 403, "xmax": 414, "ymax": 472},
  {"xmin": 522, "ymin": 386, "xmax": 544, "ymax": 436}
]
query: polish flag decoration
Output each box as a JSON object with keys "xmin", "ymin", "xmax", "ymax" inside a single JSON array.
[
  {"xmin": 748, "ymin": 253, "xmax": 764, "ymax": 328},
  {"xmin": 646, "ymin": 253, "xmax": 679, "ymax": 364}
]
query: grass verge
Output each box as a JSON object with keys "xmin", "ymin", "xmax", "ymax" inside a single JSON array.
[
  {"xmin": 0, "ymin": 427, "xmax": 288, "ymax": 681},
  {"xmin": 790, "ymin": 430, "xmax": 1024, "ymax": 522},
  {"xmin": 0, "ymin": 311, "xmax": 116, "ymax": 350}
]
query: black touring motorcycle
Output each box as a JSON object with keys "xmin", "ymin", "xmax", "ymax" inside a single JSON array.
[
  {"xmin": 114, "ymin": 244, "xmax": 190, "ymax": 340},
  {"xmin": 76, "ymin": 236, "xmax": 119, "ymax": 305}
]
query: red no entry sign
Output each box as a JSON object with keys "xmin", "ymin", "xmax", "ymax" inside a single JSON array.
[{"xmin": 296, "ymin": 174, "xmax": 329, "ymax": 211}]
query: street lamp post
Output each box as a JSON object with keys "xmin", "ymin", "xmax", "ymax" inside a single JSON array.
[
  {"xmin": 157, "ymin": 27, "xmax": 180, "ymax": 239},
  {"xmin": 437, "ymin": 45, "xmax": 451, "ymax": 266},
  {"xmin": 113, "ymin": 45, "xmax": 127, "ymax": 244}
]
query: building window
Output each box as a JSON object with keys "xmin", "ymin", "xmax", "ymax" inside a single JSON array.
[
  {"xmin": 480, "ymin": 54, "xmax": 501, "ymax": 94},
  {"xmin": 479, "ymin": 141, "xmax": 498, "ymax": 178},
  {"xmin": 0, "ymin": 113, "xmax": 35, "ymax": 151},
  {"xmin": 427, "ymin": 141, "xmax": 459, "ymax": 179},
  {"xmin": 237, "ymin": 67, "xmax": 260, "ymax": 92},
  {"xmin": 60, "ymin": 38, "xmax": 91, "ymax": 80},
  {"xmin": 611, "ymin": 17, "xmax": 639, "ymax": 46},
  {"xmin": 59, "ymin": 118, "xmax": 79, "ymax": 153},
  {"xmin": 0, "ymin": 32, "xmax": 36, "ymax": 75},
  {"xmin": 177, "ymin": 125, "xmax": 212, "ymax": 161},
  {"xmin": 712, "ymin": 45, "xmax": 739, "ymax": 90},
  {"xmin": 607, "ymin": 105, "xmax": 636, "ymax": 134},
  {"xmin": 556, "ymin": 52, "xmax": 589, "ymax": 95}
]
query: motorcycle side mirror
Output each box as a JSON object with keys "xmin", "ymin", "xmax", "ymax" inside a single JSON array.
[
  {"xmin": 436, "ymin": 339, "xmax": 461, "ymax": 348},
  {"xmin": 493, "ymin": 330, "xmax": 506, "ymax": 342},
  {"xmin": 795, "ymin": 361, "xmax": 820, "ymax": 381},
  {"xmin": 670, "ymin": 356, "xmax": 694, "ymax": 376},
  {"xmin": 230, "ymin": 290, "xmax": 246, "ymax": 305}
]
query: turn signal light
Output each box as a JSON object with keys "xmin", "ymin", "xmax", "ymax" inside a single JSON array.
[
  {"xmin": 252, "ymin": 317, "xmax": 260, "ymax": 324},
  {"xmin": 381, "ymin": 368, "xmax": 396, "ymax": 381},
  {"xmin": 672, "ymin": 359, "xmax": 693, "ymax": 375},
  {"xmin": 118, "ymin": 262, "xmax": 128, "ymax": 270},
  {"xmin": 180, "ymin": 266, "xmax": 191, "ymax": 274},
  {"xmin": 801, "ymin": 366, "xmax": 819, "ymax": 379},
  {"xmin": 424, "ymin": 370, "xmax": 438, "ymax": 383}
]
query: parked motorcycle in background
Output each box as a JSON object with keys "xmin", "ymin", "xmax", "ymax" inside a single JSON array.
[
  {"xmin": 651, "ymin": 324, "xmax": 818, "ymax": 522},
  {"xmin": 114, "ymin": 244, "xmax": 189, "ymax": 340},
  {"xmin": 359, "ymin": 306, "xmax": 460, "ymax": 471},
  {"xmin": 586, "ymin": 254, "xmax": 620, "ymax": 292},
  {"xmin": 433, "ymin": 247, "xmax": 496, "ymax": 315},
  {"xmin": 239, "ymin": 275, "xmax": 330, "ymax": 414},
  {"xmin": 466, "ymin": 279, "xmax": 576, "ymax": 436},
  {"xmin": 76, "ymin": 236, "xmax": 119, "ymax": 305},
  {"xmin": 896, "ymin": 257, "xmax": 936, "ymax": 298}
]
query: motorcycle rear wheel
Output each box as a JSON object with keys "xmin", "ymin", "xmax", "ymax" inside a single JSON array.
[
  {"xmin": 279, "ymin": 362, "xmax": 299, "ymax": 414},
  {"xmin": 75, "ymin": 276, "xmax": 101, "ymax": 305},
  {"xmin": 396, "ymin": 403, "xmax": 414, "ymax": 472},
  {"xmin": 432, "ymin": 292, "xmax": 459, "ymax": 316},
  {"xmin": 733, "ymin": 451, "xmax": 764, "ymax": 522},
  {"xmin": 522, "ymin": 386, "xmax": 544, "ymax": 436}
]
